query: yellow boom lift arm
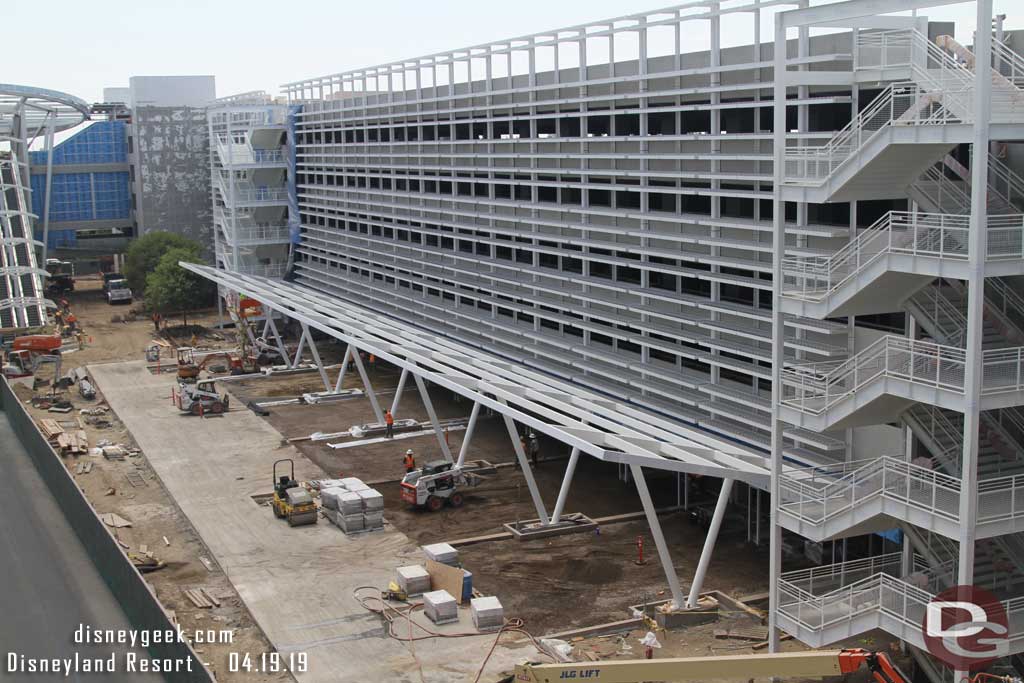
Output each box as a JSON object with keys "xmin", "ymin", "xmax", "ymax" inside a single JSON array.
[{"xmin": 509, "ymin": 648, "xmax": 1019, "ymax": 683}]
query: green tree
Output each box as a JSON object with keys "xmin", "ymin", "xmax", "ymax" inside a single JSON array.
[
  {"xmin": 123, "ymin": 231, "xmax": 202, "ymax": 294},
  {"xmin": 144, "ymin": 248, "xmax": 216, "ymax": 326}
]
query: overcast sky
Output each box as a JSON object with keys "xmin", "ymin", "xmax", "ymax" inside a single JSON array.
[{"xmin": 5, "ymin": 0, "xmax": 1019, "ymax": 104}]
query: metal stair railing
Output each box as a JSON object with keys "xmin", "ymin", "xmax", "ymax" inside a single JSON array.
[
  {"xmin": 780, "ymin": 455, "xmax": 1024, "ymax": 531},
  {"xmin": 941, "ymin": 153, "xmax": 1024, "ymax": 214},
  {"xmin": 781, "ymin": 211, "xmax": 1002, "ymax": 302},
  {"xmin": 782, "ymin": 335, "xmax": 1024, "ymax": 417},
  {"xmin": 993, "ymin": 37, "xmax": 1024, "ymax": 89}
]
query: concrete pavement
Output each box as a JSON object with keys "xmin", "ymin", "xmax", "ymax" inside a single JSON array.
[{"xmin": 90, "ymin": 361, "xmax": 535, "ymax": 682}]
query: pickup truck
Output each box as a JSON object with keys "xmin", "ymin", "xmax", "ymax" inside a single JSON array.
[{"xmin": 105, "ymin": 279, "xmax": 133, "ymax": 305}]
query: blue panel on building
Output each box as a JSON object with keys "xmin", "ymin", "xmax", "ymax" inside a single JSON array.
[{"xmin": 29, "ymin": 120, "xmax": 132, "ymax": 228}]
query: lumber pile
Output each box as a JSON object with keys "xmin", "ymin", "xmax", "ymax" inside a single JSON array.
[
  {"xmin": 38, "ymin": 418, "xmax": 64, "ymax": 441},
  {"xmin": 57, "ymin": 430, "xmax": 89, "ymax": 455},
  {"xmin": 184, "ymin": 588, "xmax": 222, "ymax": 609}
]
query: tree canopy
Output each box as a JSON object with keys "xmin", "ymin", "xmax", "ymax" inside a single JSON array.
[
  {"xmin": 144, "ymin": 248, "xmax": 216, "ymax": 326},
  {"xmin": 123, "ymin": 231, "xmax": 203, "ymax": 294}
]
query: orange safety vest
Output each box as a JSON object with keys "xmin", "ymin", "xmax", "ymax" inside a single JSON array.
[
  {"xmin": 385, "ymin": 412, "xmax": 394, "ymax": 425},
  {"xmin": 404, "ymin": 454, "xmax": 415, "ymax": 469}
]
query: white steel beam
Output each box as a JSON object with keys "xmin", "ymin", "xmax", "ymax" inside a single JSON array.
[
  {"xmin": 265, "ymin": 316, "xmax": 291, "ymax": 369},
  {"xmin": 500, "ymin": 404, "xmax": 549, "ymax": 525},
  {"xmin": 390, "ymin": 367, "xmax": 409, "ymax": 415},
  {"xmin": 333, "ymin": 345, "xmax": 352, "ymax": 392},
  {"xmin": 686, "ymin": 478, "xmax": 734, "ymax": 608},
  {"xmin": 631, "ymin": 463, "xmax": 686, "ymax": 611},
  {"xmin": 551, "ymin": 447, "xmax": 580, "ymax": 525},
  {"xmin": 455, "ymin": 401, "xmax": 480, "ymax": 468},
  {"xmin": 412, "ymin": 369, "xmax": 454, "ymax": 462},
  {"xmin": 349, "ymin": 342, "xmax": 386, "ymax": 424},
  {"xmin": 300, "ymin": 323, "xmax": 331, "ymax": 391}
]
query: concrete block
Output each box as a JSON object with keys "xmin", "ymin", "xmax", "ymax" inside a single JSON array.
[
  {"xmin": 471, "ymin": 596, "xmax": 504, "ymax": 630},
  {"xmin": 339, "ymin": 513, "xmax": 364, "ymax": 533},
  {"xmin": 363, "ymin": 511, "xmax": 384, "ymax": 529},
  {"xmin": 423, "ymin": 590, "xmax": 458, "ymax": 624},
  {"xmin": 422, "ymin": 542, "xmax": 458, "ymax": 566},
  {"xmin": 357, "ymin": 488, "xmax": 384, "ymax": 511},
  {"xmin": 396, "ymin": 565, "xmax": 431, "ymax": 596},
  {"xmin": 338, "ymin": 491, "xmax": 362, "ymax": 515},
  {"xmin": 320, "ymin": 486, "xmax": 346, "ymax": 510},
  {"xmin": 341, "ymin": 477, "xmax": 369, "ymax": 491}
]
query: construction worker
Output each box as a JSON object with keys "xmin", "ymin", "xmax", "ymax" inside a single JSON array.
[
  {"xmin": 403, "ymin": 449, "xmax": 416, "ymax": 473},
  {"xmin": 528, "ymin": 432, "xmax": 541, "ymax": 468},
  {"xmin": 384, "ymin": 409, "xmax": 395, "ymax": 438},
  {"xmin": 152, "ymin": 312, "xmax": 162, "ymax": 332}
]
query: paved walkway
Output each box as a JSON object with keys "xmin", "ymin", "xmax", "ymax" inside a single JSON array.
[{"xmin": 90, "ymin": 361, "xmax": 534, "ymax": 682}]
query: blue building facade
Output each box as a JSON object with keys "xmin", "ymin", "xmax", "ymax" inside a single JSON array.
[{"xmin": 28, "ymin": 120, "xmax": 133, "ymax": 249}]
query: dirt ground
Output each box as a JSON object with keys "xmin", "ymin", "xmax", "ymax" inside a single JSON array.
[
  {"xmin": 226, "ymin": 359, "xmax": 773, "ymax": 636},
  {"xmin": 14, "ymin": 277, "xmax": 288, "ymax": 682}
]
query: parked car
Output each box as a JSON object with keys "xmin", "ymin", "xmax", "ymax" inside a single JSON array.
[{"xmin": 106, "ymin": 279, "xmax": 133, "ymax": 305}]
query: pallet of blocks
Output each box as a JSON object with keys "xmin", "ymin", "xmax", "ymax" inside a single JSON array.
[
  {"xmin": 340, "ymin": 476, "xmax": 369, "ymax": 492},
  {"xmin": 395, "ymin": 565, "xmax": 431, "ymax": 597},
  {"xmin": 422, "ymin": 590, "xmax": 458, "ymax": 625},
  {"xmin": 336, "ymin": 491, "xmax": 364, "ymax": 533},
  {"xmin": 471, "ymin": 596, "xmax": 504, "ymax": 631}
]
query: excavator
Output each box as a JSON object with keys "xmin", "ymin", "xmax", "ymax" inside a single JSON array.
[
  {"xmin": 176, "ymin": 347, "xmax": 258, "ymax": 382},
  {"xmin": 507, "ymin": 648, "xmax": 1019, "ymax": 683}
]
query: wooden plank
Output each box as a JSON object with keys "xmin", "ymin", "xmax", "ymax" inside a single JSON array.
[
  {"xmin": 201, "ymin": 588, "xmax": 221, "ymax": 608},
  {"xmin": 752, "ymin": 634, "xmax": 793, "ymax": 650},
  {"xmin": 100, "ymin": 513, "xmax": 132, "ymax": 528},
  {"xmin": 426, "ymin": 558, "xmax": 468, "ymax": 605}
]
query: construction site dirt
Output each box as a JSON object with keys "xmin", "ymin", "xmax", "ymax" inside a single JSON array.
[
  {"xmin": 14, "ymin": 277, "xmax": 289, "ymax": 682},
  {"xmin": 226, "ymin": 364, "xmax": 775, "ymax": 635}
]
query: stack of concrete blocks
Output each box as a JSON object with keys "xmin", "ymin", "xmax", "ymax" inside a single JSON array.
[
  {"xmin": 471, "ymin": 596, "xmax": 504, "ymax": 631},
  {"xmin": 341, "ymin": 477, "xmax": 369, "ymax": 492},
  {"xmin": 359, "ymin": 488, "xmax": 384, "ymax": 531},
  {"xmin": 395, "ymin": 565, "xmax": 431, "ymax": 597},
  {"xmin": 423, "ymin": 590, "xmax": 458, "ymax": 625},
  {"xmin": 422, "ymin": 542, "xmax": 459, "ymax": 566},
  {"xmin": 336, "ymin": 491, "xmax": 364, "ymax": 533},
  {"xmin": 319, "ymin": 486, "xmax": 346, "ymax": 526}
]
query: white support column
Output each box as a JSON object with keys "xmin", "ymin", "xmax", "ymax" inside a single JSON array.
[
  {"xmin": 550, "ymin": 447, "xmax": 580, "ymax": 525},
  {"xmin": 630, "ymin": 464, "xmax": 686, "ymax": 611},
  {"xmin": 767, "ymin": 11, "xmax": 788, "ymax": 655},
  {"xmin": 390, "ymin": 367, "xmax": 409, "ymax": 415},
  {"xmin": 499, "ymin": 406, "xmax": 549, "ymax": 525},
  {"xmin": 291, "ymin": 328, "xmax": 308, "ymax": 367},
  {"xmin": 412, "ymin": 371, "xmax": 453, "ymax": 462},
  {"xmin": 265, "ymin": 316, "xmax": 291, "ymax": 369},
  {"xmin": 956, "ymin": 12, "xmax": 992, "ymax": 671},
  {"xmin": 687, "ymin": 479, "xmax": 734, "ymax": 608},
  {"xmin": 455, "ymin": 401, "xmax": 480, "ymax": 468},
  {"xmin": 350, "ymin": 345, "xmax": 385, "ymax": 424},
  {"xmin": 40, "ymin": 115, "xmax": 55, "ymax": 265},
  {"xmin": 333, "ymin": 345, "xmax": 352, "ymax": 392},
  {"xmin": 300, "ymin": 323, "xmax": 330, "ymax": 391}
]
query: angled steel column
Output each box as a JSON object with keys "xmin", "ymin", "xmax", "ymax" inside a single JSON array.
[
  {"xmin": 630, "ymin": 463, "xmax": 686, "ymax": 611},
  {"xmin": 390, "ymin": 367, "xmax": 409, "ymax": 414},
  {"xmin": 349, "ymin": 344, "xmax": 386, "ymax": 423},
  {"xmin": 499, "ymin": 402, "xmax": 549, "ymax": 524},
  {"xmin": 687, "ymin": 478, "xmax": 734, "ymax": 608},
  {"xmin": 333, "ymin": 345, "xmax": 352, "ymax": 392},
  {"xmin": 550, "ymin": 447, "xmax": 581, "ymax": 524},
  {"xmin": 412, "ymin": 370, "xmax": 453, "ymax": 462},
  {"xmin": 300, "ymin": 323, "xmax": 331, "ymax": 391},
  {"xmin": 455, "ymin": 400, "xmax": 480, "ymax": 468},
  {"xmin": 265, "ymin": 316, "xmax": 291, "ymax": 369}
]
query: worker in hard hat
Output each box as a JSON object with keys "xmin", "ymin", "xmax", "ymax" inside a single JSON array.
[
  {"xmin": 528, "ymin": 432, "xmax": 541, "ymax": 468},
  {"xmin": 384, "ymin": 409, "xmax": 395, "ymax": 438},
  {"xmin": 403, "ymin": 449, "xmax": 416, "ymax": 473}
]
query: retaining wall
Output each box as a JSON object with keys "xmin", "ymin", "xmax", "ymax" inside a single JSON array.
[{"xmin": 0, "ymin": 377, "xmax": 214, "ymax": 682}]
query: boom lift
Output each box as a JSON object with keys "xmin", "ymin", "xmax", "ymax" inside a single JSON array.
[{"xmin": 508, "ymin": 648, "xmax": 1018, "ymax": 683}]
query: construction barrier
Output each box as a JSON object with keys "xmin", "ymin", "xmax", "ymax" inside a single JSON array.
[{"xmin": 0, "ymin": 377, "xmax": 215, "ymax": 682}]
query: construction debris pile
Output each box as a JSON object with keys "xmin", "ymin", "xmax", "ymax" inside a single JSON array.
[{"xmin": 317, "ymin": 477, "xmax": 385, "ymax": 534}]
